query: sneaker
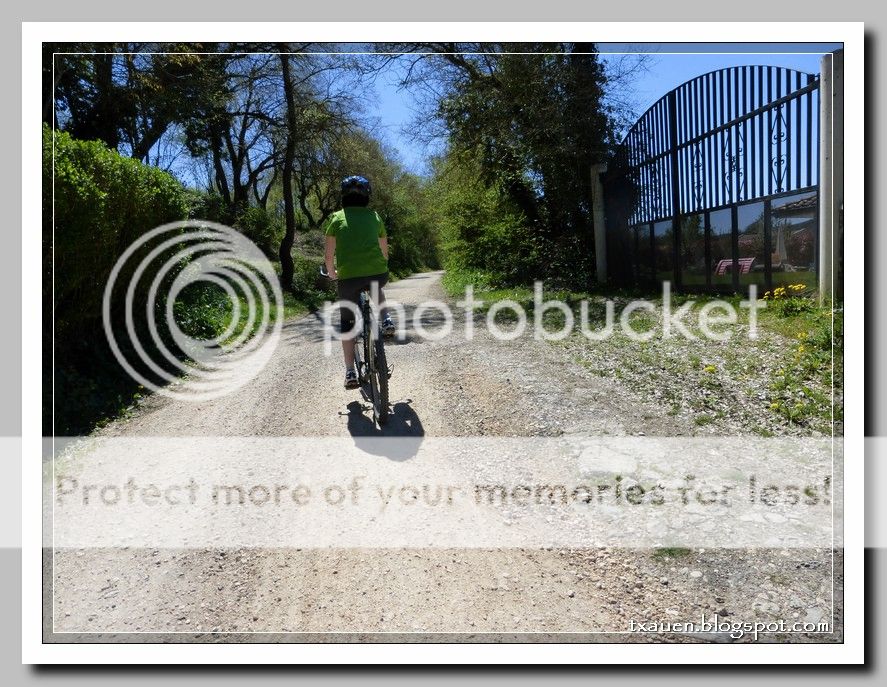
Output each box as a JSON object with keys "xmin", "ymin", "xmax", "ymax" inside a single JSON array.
[
  {"xmin": 344, "ymin": 368, "xmax": 359, "ymax": 390},
  {"xmin": 381, "ymin": 316, "xmax": 396, "ymax": 338}
]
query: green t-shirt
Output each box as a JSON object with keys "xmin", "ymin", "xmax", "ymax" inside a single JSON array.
[{"xmin": 323, "ymin": 207, "xmax": 388, "ymax": 280}]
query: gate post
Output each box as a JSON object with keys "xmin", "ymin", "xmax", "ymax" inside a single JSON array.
[
  {"xmin": 819, "ymin": 49, "xmax": 844, "ymax": 304},
  {"xmin": 591, "ymin": 163, "xmax": 608, "ymax": 285}
]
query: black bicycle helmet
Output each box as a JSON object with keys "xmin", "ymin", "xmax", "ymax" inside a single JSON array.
[{"xmin": 341, "ymin": 175, "xmax": 371, "ymax": 197}]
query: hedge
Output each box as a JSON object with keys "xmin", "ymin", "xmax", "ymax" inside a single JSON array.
[
  {"xmin": 44, "ymin": 124, "xmax": 189, "ymax": 340},
  {"xmin": 43, "ymin": 125, "xmax": 190, "ymax": 434}
]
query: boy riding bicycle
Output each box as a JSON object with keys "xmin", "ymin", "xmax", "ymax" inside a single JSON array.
[{"xmin": 324, "ymin": 175, "xmax": 396, "ymax": 389}]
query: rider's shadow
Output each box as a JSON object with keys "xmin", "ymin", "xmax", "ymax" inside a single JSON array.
[{"xmin": 344, "ymin": 400, "xmax": 425, "ymax": 462}]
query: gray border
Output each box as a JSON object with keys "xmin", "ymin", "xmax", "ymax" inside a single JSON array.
[{"xmin": 8, "ymin": 0, "xmax": 883, "ymax": 677}]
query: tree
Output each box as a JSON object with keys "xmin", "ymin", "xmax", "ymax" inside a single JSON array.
[
  {"xmin": 182, "ymin": 53, "xmax": 281, "ymax": 212},
  {"xmin": 45, "ymin": 42, "xmax": 443, "ymax": 287},
  {"xmin": 383, "ymin": 43, "xmax": 618, "ymax": 286},
  {"xmin": 278, "ymin": 49, "xmax": 301, "ymax": 289},
  {"xmin": 47, "ymin": 44, "xmax": 234, "ymax": 162}
]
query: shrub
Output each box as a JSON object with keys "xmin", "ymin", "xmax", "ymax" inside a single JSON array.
[
  {"xmin": 46, "ymin": 124, "xmax": 189, "ymax": 338},
  {"xmin": 234, "ymin": 206, "xmax": 284, "ymax": 259},
  {"xmin": 185, "ymin": 191, "xmax": 283, "ymax": 259},
  {"xmin": 45, "ymin": 125, "xmax": 192, "ymax": 434},
  {"xmin": 171, "ymin": 281, "xmax": 233, "ymax": 341},
  {"xmin": 432, "ymin": 152, "xmax": 540, "ymax": 287},
  {"xmin": 291, "ymin": 253, "xmax": 336, "ymax": 308},
  {"xmin": 185, "ymin": 190, "xmax": 229, "ymax": 223}
]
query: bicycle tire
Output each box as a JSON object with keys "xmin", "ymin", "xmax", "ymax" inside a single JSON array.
[
  {"xmin": 359, "ymin": 294, "xmax": 371, "ymax": 385},
  {"xmin": 373, "ymin": 336, "xmax": 389, "ymax": 425},
  {"xmin": 359, "ymin": 289, "xmax": 388, "ymax": 426}
]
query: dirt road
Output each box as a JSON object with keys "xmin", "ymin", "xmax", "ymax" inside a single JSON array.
[{"xmin": 49, "ymin": 271, "xmax": 839, "ymax": 641}]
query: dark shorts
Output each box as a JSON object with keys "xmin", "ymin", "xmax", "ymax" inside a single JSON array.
[{"xmin": 337, "ymin": 272, "xmax": 389, "ymax": 333}]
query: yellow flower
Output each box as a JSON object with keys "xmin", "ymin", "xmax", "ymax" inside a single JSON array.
[
  {"xmin": 703, "ymin": 364, "xmax": 716, "ymax": 374},
  {"xmin": 770, "ymin": 402, "xmax": 780, "ymax": 410}
]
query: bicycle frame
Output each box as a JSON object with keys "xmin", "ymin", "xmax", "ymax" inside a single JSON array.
[{"xmin": 321, "ymin": 266, "xmax": 389, "ymax": 426}]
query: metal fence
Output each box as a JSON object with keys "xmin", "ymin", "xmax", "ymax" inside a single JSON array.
[{"xmin": 603, "ymin": 65, "xmax": 820, "ymax": 292}]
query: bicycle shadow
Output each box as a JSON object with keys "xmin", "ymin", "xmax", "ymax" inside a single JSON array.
[{"xmin": 343, "ymin": 399, "xmax": 425, "ymax": 462}]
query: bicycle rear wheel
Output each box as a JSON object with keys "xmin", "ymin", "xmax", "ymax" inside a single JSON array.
[
  {"xmin": 371, "ymin": 336, "xmax": 389, "ymax": 425},
  {"xmin": 356, "ymin": 293, "xmax": 370, "ymax": 385}
]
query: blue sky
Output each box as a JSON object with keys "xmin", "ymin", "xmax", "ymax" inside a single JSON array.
[{"xmin": 366, "ymin": 42, "xmax": 842, "ymax": 176}]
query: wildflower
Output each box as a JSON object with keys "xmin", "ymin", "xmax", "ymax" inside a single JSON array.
[
  {"xmin": 703, "ymin": 364, "xmax": 716, "ymax": 374},
  {"xmin": 770, "ymin": 402, "xmax": 780, "ymax": 410}
]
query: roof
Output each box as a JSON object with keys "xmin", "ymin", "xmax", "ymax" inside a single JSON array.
[{"xmin": 772, "ymin": 194, "xmax": 818, "ymax": 216}]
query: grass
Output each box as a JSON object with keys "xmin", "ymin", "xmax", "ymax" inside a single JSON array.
[{"xmin": 444, "ymin": 267, "xmax": 842, "ymax": 436}]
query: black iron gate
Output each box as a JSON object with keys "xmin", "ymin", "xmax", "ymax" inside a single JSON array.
[{"xmin": 603, "ymin": 65, "xmax": 820, "ymax": 293}]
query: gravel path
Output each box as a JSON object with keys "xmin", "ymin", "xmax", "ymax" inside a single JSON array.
[{"xmin": 48, "ymin": 271, "xmax": 841, "ymax": 642}]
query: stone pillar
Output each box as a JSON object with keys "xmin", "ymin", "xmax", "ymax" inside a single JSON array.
[{"xmin": 591, "ymin": 163, "xmax": 608, "ymax": 285}]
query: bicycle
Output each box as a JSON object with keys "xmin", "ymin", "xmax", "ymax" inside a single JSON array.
[{"xmin": 320, "ymin": 266, "xmax": 390, "ymax": 426}]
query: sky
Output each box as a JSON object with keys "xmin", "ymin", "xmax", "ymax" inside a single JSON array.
[{"xmin": 365, "ymin": 42, "xmax": 843, "ymax": 177}]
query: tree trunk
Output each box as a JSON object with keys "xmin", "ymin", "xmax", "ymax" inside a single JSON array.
[
  {"xmin": 297, "ymin": 182, "xmax": 316, "ymax": 228},
  {"xmin": 278, "ymin": 50, "xmax": 298, "ymax": 290},
  {"xmin": 210, "ymin": 133, "xmax": 232, "ymax": 208}
]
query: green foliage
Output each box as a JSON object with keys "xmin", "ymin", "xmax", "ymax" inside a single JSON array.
[
  {"xmin": 433, "ymin": 46, "xmax": 614, "ymax": 287},
  {"xmin": 441, "ymin": 266, "xmax": 495, "ymax": 295},
  {"xmin": 46, "ymin": 125, "xmax": 189, "ymax": 336},
  {"xmin": 185, "ymin": 189, "xmax": 229, "ymax": 223},
  {"xmin": 171, "ymin": 282, "xmax": 233, "ymax": 341},
  {"xmin": 45, "ymin": 126, "xmax": 215, "ymax": 435},
  {"xmin": 48, "ymin": 46, "xmax": 231, "ymax": 160},
  {"xmin": 234, "ymin": 206, "xmax": 284, "ymax": 259},
  {"xmin": 430, "ymin": 149, "xmax": 539, "ymax": 286},
  {"xmin": 767, "ymin": 308, "xmax": 842, "ymax": 427},
  {"xmin": 771, "ymin": 297, "xmax": 816, "ymax": 317},
  {"xmin": 185, "ymin": 191, "xmax": 284, "ymax": 260},
  {"xmin": 291, "ymin": 254, "xmax": 337, "ymax": 308},
  {"xmin": 382, "ymin": 173, "xmax": 440, "ymax": 277},
  {"xmin": 652, "ymin": 547, "xmax": 692, "ymax": 561},
  {"xmin": 763, "ymin": 284, "xmax": 816, "ymax": 318}
]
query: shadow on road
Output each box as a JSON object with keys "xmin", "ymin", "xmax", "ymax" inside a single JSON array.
[{"xmin": 344, "ymin": 399, "xmax": 425, "ymax": 461}]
